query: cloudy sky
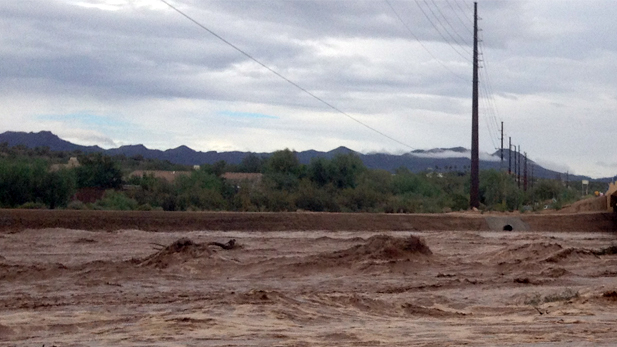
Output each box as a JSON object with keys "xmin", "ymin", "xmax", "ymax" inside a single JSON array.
[{"xmin": 1, "ymin": 0, "xmax": 616, "ymax": 178}]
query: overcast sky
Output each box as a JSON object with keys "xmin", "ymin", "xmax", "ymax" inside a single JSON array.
[{"xmin": 1, "ymin": 0, "xmax": 616, "ymax": 178}]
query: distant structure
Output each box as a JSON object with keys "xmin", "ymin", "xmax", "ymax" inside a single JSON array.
[
  {"xmin": 129, "ymin": 170, "xmax": 191, "ymax": 183},
  {"xmin": 607, "ymin": 182, "xmax": 617, "ymax": 212},
  {"xmin": 50, "ymin": 157, "xmax": 80, "ymax": 171}
]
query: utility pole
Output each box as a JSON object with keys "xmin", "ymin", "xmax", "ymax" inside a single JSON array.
[
  {"xmin": 500, "ymin": 122, "xmax": 504, "ymax": 164},
  {"xmin": 566, "ymin": 171, "xmax": 569, "ymax": 188},
  {"xmin": 531, "ymin": 164, "xmax": 534, "ymax": 189},
  {"xmin": 531, "ymin": 163, "xmax": 535, "ymax": 208},
  {"xmin": 508, "ymin": 137, "xmax": 512, "ymax": 174},
  {"xmin": 513, "ymin": 144, "xmax": 517, "ymax": 181},
  {"xmin": 517, "ymin": 145, "xmax": 521, "ymax": 189},
  {"xmin": 524, "ymin": 152, "xmax": 528, "ymax": 192},
  {"xmin": 470, "ymin": 1, "xmax": 479, "ymax": 209}
]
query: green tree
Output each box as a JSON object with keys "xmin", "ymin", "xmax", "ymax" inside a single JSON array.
[
  {"xmin": 263, "ymin": 149, "xmax": 302, "ymax": 191},
  {"xmin": 294, "ymin": 179, "xmax": 339, "ymax": 212},
  {"xmin": 75, "ymin": 153, "xmax": 122, "ymax": 189},
  {"xmin": 238, "ymin": 153, "xmax": 264, "ymax": 173},
  {"xmin": 265, "ymin": 149, "xmax": 301, "ymax": 175},
  {"xmin": 330, "ymin": 153, "xmax": 366, "ymax": 189},
  {"xmin": 40, "ymin": 169, "xmax": 76, "ymax": 209},
  {"xmin": 174, "ymin": 168, "xmax": 226, "ymax": 210},
  {"xmin": 308, "ymin": 157, "xmax": 333, "ymax": 187}
]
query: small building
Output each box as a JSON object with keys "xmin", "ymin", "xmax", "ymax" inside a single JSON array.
[
  {"xmin": 50, "ymin": 157, "xmax": 80, "ymax": 171},
  {"xmin": 128, "ymin": 170, "xmax": 191, "ymax": 183}
]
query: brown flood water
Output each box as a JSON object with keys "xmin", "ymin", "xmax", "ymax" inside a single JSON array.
[{"xmin": 1, "ymin": 228, "xmax": 617, "ymax": 346}]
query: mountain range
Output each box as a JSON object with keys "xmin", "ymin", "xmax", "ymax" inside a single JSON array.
[{"xmin": 0, "ymin": 130, "xmax": 603, "ymax": 182}]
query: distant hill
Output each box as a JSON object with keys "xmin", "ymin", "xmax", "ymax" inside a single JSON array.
[
  {"xmin": 0, "ymin": 130, "xmax": 602, "ymax": 181},
  {"xmin": 0, "ymin": 131, "xmax": 103, "ymax": 152}
]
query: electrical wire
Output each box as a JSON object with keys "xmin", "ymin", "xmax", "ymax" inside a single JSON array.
[
  {"xmin": 477, "ymin": 35, "xmax": 502, "ymax": 152},
  {"xmin": 444, "ymin": 0, "xmax": 473, "ymax": 35},
  {"xmin": 414, "ymin": 0, "xmax": 471, "ymax": 62},
  {"xmin": 384, "ymin": 0, "xmax": 469, "ymax": 82},
  {"xmin": 463, "ymin": 0, "xmax": 473, "ymax": 12},
  {"xmin": 158, "ymin": 0, "xmax": 417, "ymax": 150},
  {"xmin": 428, "ymin": 0, "xmax": 471, "ymax": 47},
  {"xmin": 479, "ymin": 38, "xmax": 502, "ymax": 133},
  {"xmin": 451, "ymin": 0, "xmax": 473, "ymax": 23}
]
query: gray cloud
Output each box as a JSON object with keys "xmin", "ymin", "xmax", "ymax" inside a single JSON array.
[{"xmin": 1, "ymin": 0, "xmax": 617, "ymax": 177}]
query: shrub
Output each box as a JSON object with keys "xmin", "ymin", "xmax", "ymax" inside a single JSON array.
[
  {"xmin": 94, "ymin": 190, "xmax": 138, "ymax": 211},
  {"xmin": 19, "ymin": 202, "xmax": 47, "ymax": 209},
  {"xmin": 67, "ymin": 200, "xmax": 88, "ymax": 210},
  {"xmin": 136, "ymin": 203, "xmax": 153, "ymax": 211}
]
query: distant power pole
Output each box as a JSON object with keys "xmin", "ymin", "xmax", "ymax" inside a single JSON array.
[
  {"xmin": 500, "ymin": 122, "xmax": 504, "ymax": 164},
  {"xmin": 513, "ymin": 144, "xmax": 517, "ymax": 181},
  {"xmin": 469, "ymin": 1, "xmax": 479, "ymax": 209},
  {"xmin": 517, "ymin": 145, "xmax": 521, "ymax": 189},
  {"xmin": 531, "ymin": 164, "xmax": 534, "ymax": 189},
  {"xmin": 566, "ymin": 171, "xmax": 569, "ymax": 188},
  {"xmin": 530, "ymin": 163, "xmax": 535, "ymax": 207},
  {"xmin": 524, "ymin": 152, "xmax": 528, "ymax": 192},
  {"xmin": 508, "ymin": 137, "xmax": 512, "ymax": 174}
]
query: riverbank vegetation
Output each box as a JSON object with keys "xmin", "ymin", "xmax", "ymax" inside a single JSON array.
[{"xmin": 0, "ymin": 145, "xmax": 601, "ymax": 212}]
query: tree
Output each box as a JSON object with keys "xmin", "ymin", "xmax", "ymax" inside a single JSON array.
[
  {"xmin": 174, "ymin": 169, "xmax": 227, "ymax": 210},
  {"xmin": 75, "ymin": 153, "xmax": 123, "ymax": 189},
  {"xmin": 238, "ymin": 153, "xmax": 264, "ymax": 173},
  {"xmin": 479, "ymin": 170, "xmax": 521, "ymax": 211},
  {"xmin": 265, "ymin": 149, "xmax": 300, "ymax": 175},
  {"xmin": 330, "ymin": 153, "xmax": 366, "ymax": 189},
  {"xmin": 263, "ymin": 149, "xmax": 302, "ymax": 191},
  {"xmin": 308, "ymin": 157, "xmax": 332, "ymax": 187},
  {"xmin": 40, "ymin": 169, "xmax": 75, "ymax": 209}
]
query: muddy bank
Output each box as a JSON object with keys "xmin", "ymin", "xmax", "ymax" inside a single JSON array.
[{"xmin": 0, "ymin": 209, "xmax": 615, "ymax": 232}]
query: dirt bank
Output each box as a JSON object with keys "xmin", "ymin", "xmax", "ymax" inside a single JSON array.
[{"xmin": 1, "ymin": 209, "xmax": 615, "ymax": 232}]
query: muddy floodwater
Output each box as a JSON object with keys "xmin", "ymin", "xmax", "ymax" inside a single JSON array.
[{"xmin": 1, "ymin": 227, "xmax": 617, "ymax": 346}]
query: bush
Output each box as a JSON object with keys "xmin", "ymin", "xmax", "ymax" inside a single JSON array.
[
  {"xmin": 136, "ymin": 203, "xmax": 153, "ymax": 211},
  {"xmin": 294, "ymin": 180, "xmax": 339, "ymax": 212},
  {"xmin": 67, "ymin": 200, "xmax": 88, "ymax": 210},
  {"xmin": 19, "ymin": 202, "xmax": 47, "ymax": 209},
  {"xmin": 94, "ymin": 190, "xmax": 138, "ymax": 211}
]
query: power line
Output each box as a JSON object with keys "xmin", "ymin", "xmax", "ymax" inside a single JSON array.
[
  {"xmin": 428, "ymin": 0, "xmax": 472, "ymax": 47},
  {"xmin": 414, "ymin": 0, "xmax": 471, "ymax": 62},
  {"xmin": 463, "ymin": 0, "xmax": 473, "ymax": 12},
  {"xmin": 384, "ymin": 0, "xmax": 469, "ymax": 82},
  {"xmin": 444, "ymin": 0, "xmax": 473, "ymax": 35},
  {"xmin": 451, "ymin": 0, "xmax": 474, "ymax": 23},
  {"xmin": 158, "ymin": 0, "xmax": 416, "ymax": 150},
  {"xmin": 478, "ymin": 38, "xmax": 503, "ymax": 137}
]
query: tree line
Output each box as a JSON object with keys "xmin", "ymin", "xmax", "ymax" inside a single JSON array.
[{"xmin": 0, "ymin": 145, "xmax": 595, "ymax": 212}]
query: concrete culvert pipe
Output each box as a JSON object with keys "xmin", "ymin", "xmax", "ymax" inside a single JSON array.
[{"xmin": 503, "ymin": 224, "xmax": 513, "ymax": 231}]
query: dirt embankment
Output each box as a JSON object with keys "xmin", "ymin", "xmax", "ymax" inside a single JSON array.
[{"xmin": 0, "ymin": 209, "xmax": 615, "ymax": 232}]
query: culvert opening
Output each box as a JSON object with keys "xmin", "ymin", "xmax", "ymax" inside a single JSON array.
[{"xmin": 503, "ymin": 224, "xmax": 513, "ymax": 231}]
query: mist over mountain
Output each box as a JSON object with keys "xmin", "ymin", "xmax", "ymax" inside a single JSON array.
[{"xmin": 0, "ymin": 130, "xmax": 603, "ymax": 181}]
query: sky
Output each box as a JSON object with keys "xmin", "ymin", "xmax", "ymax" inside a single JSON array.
[{"xmin": 1, "ymin": 0, "xmax": 616, "ymax": 178}]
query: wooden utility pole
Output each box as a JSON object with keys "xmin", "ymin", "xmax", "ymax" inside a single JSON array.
[
  {"xmin": 566, "ymin": 171, "xmax": 569, "ymax": 188},
  {"xmin": 500, "ymin": 122, "xmax": 504, "ymax": 164},
  {"xmin": 517, "ymin": 145, "xmax": 521, "ymax": 189},
  {"xmin": 508, "ymin": 137, "xmax": 512, "ymax": 174},
  {"xmin": 513, "ymin": 144, "xmax": 517, "ymax": 180},
  {"xmin": 470, "ymin": 1, "xmax": 479, "ymax": 209},
  {"xmin": 524, "ymin": 152, "xmax": 528, "ymax": 191}
]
